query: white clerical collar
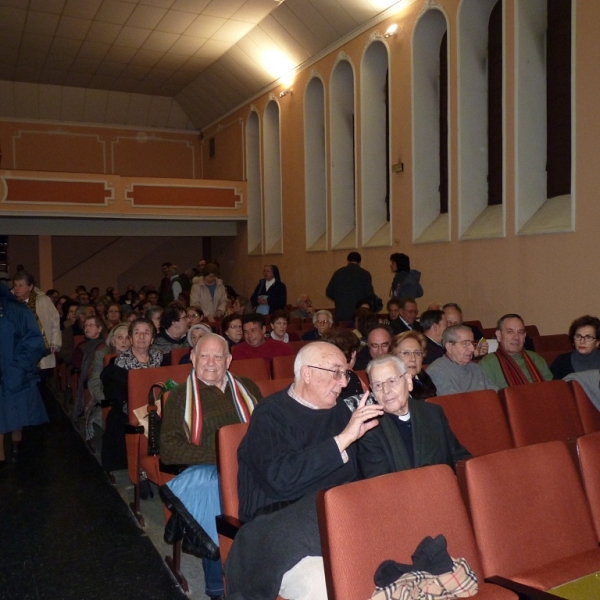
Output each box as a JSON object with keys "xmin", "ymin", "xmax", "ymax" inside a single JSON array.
[{"xmin": 397, "ymin": 412, "xmax": 411, "ymax": 422}]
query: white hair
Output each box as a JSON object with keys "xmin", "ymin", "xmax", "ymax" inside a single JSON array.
[
  {"xmin": 312, "ymin": 309, "xmax": 333, "ymax": 326},
  {"xmin": 192, "ymin": 332, "xmax": 230, "ymax": 357},
  {"xmin": 366, "ymin": 354, "xmax": 407, "ymax": 379}
]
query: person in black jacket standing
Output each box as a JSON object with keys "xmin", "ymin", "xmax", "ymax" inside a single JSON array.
[
  {"xmin": 326, "ymin": 252, "xmax": 374, "ymax": 322},
  {"xmin": 250, "ymin": 264, "xmax": 287, "ymax": 315}
]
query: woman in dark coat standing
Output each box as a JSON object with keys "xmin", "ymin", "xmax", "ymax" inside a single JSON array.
[
  {"xmin": 250, "ymin": 264, "xmax": 287, "ymax": 314},
  {"xmin": 0, "ymin": 279, "xmax": 48, "ymax": 465},
  {"xmin": 390, "ymin": 253, "xmax": 423, "ymax": 300}
]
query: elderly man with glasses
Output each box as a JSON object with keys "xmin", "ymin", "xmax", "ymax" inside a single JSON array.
[
  {"xmin": 357, "ymin": 354, "xmax": 470, "ymax": 479},
  {"xmin": 226, "ymin": 341, "xmax": 383, "ymax": 600},
  {"xmin": 426, "ymin": 325, "xmax": 499, "ymax": 396},
  {"xmin": 354, "ymin": 324, "xmax": 393, "ymax": 370}
]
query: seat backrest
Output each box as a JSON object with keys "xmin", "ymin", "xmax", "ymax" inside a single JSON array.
[
  {"xmin": 170, "ymin": 347, "xmax": 190, "ymax": 365},
  {"xmin": 465, "ymin": 441, "xmax": 598, "ymax": 580},
  {"xmin": 428, "ymin": 389, "xmax": 513, "ymax": 457},
  {"xmin": 271, "ymin": 354, "xmax": 296, "ymax": 379},
  {"xmin": 127, "ymin": 364, "xmax": 192, "ymax": 424},
  {"xmin": 500, "ymin": 380, "xmax": 584, "ymax": 447},
  {"xmin": 287, "ymin": 340, "xmax": 308, "ymax": 353},
  {"xmin": 525, "ymin": 324, "xmax": 540, "ymax": 337},
  {"xmin": 256, "ymin": 378, "xmax": 294, "ymax": 398},
  {"xmin": 569, "ymin": 380, "xmax": 600, "ymax": 434},
  {"xmin": 481, "ymin": 327, "xmax": 496, "ymax": 339},
  {"xmin": 531, "ymin": 333, "xmax": 571, "ymax": 352},
  {"xmin": 216, "ymin": 422, "xmax": 249, "ymax": 518},
  {"xmin": 103, "ymin": 352, "xmax": 117, "ymax": 367},
  {"xmin": 577, "ymin": 432, "xmax": 600, "ymax": 541},
  {"xmin": 229, "ymin": 357, "xmax": 270, "ymax": 382},
  {"xmin": 463, "ymin": 319, "xmax": 483, "ymax": 331},
  {"xmin": 536, "ymin": 349, "xmax": 562, "ymax": 367},
  {"xmin": 318, "ymin": 465, "xmax": 486, "ymax": 600},
  {"xmin": 73, "ymin": 334, "xmax": 85, "ymax": 350}
]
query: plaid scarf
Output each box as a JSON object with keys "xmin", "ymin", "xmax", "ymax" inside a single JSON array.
[
  {"xmin": 184, "ymin": 370, "xmax": 254, "ymax": 445},
  {"xmin": 494, "ymin": 345, "xmax": 545, "ymax": 387},
  {"xmin": 371, "ymin": 557, "xmax": 478, "ymax": 600}
]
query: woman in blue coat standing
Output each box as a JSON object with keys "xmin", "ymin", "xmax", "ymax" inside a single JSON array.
[{"xmin": 0, "ymin": 277, "xmax": 48, "ymax": 466}]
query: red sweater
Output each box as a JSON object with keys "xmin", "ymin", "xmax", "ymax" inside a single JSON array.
[{"xmin": 232, "ymin": 337, "xmax": 294, "ymax": 370}]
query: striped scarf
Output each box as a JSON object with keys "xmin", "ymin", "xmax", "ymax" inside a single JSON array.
[
  {"xmin": 494, "ymin": 345, "xmax": 545, "ymax": 387},
  {"xmin": 184, "ymin": 370, "xmax": 254, "ymax": 446}
]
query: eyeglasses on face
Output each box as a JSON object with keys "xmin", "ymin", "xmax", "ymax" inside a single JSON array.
[
  {"xmin": 371, "ymin": 375, "xmax": 406, "ymax": 393},
  {"xmin": 307, "ymin": 365, "xmax": 351, "ymax": 381},
  {"xmin": 369, "ymin": 342, "xmax": 390, "ymax": 350},
  {"xmin": 452, "ymin": 340, "xmax": 477, "ymax": 348},
  {"xmin": 186, "ymin": 313, "xmax": 200, "ymax": 319},
  {"xmin": 397, "ymin": 350, "xmax": 425, "ymax": 358},
  {"xmin": 574, "ymin": 334, "xmax": 597, "ymax": 343}
]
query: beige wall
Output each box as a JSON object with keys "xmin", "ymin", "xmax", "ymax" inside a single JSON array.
[{"xmin": 208, "ymin": 0, "xmax": 599, "ymax": 335}]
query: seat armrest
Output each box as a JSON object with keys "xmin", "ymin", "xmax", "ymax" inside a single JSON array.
[
  {"xmin": 485, "ymin": 576, "xmax": 559, "ymax": 599},
  {"xmin": 124, "ymin": 423, "xmax": 145, "ymax": 434},
  {"xmin": 216, "ymin": 514, "xmax": 243, "ymax": 540}
]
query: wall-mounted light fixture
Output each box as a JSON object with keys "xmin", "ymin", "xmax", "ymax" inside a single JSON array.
[
  {"xmin": 384, "ymin": 24, "xmax": 399, "ymax": 38},
  {"xmin": 279, "ymin": 89, "xmax": 292, "ymax": 98}
]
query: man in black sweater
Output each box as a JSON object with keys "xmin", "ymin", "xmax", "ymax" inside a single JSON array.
[{"xmin": 226, "ymin": 342, "xmax": 383, "ymax": 600}]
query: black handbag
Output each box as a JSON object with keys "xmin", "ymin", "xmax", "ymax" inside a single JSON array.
[{"xmin": 147, "ymin": 383, "xmax": 166, "ymax": 456}]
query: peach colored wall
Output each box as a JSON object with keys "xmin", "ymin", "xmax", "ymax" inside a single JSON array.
[
  {"xmin": 209, "ymin": 0, "xmax": 599, "ymax": 336},
  {"xmin": 201, "ymin": 118, "xmax": 244, "ymax": 181},
  {"xmin": 0, "ymin": 121, "xmax": 201, "ymax": 178}
]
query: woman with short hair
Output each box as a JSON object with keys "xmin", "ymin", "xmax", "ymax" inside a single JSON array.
[
  {"xmin": 189, "ymin": 263, "xmax": 228, "ymax": 321},
  {"xmin": 550, "ymin": 315, "xmax": 600, "ymax": 379},
  {"xmin": 390, "ymin": 330, "xmax": 437, "ymax": 400}
]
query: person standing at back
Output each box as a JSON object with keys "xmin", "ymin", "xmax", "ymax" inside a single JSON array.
[
  {"xmin": 390, "ymin": 253, "xmax": 423, "ymax": 300},
  {"xmin": 326, "ymin": 252, "xmax": 374, "ymax": 322}
]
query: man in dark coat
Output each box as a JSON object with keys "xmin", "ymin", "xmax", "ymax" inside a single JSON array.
[{"xmin": 326, "ymin": 252, "xmax": 374, "ymax": 322}]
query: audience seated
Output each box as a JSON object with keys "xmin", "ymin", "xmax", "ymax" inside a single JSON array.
[
  {"xmin": 106, "ymin": 303, "xmax": 122, "ymax": 331},
  {"xmin": 301, "ymin": 309, "xmax": 333, "ymax": 341},
  {"xmin": 427, "ymin": 325, "xmax": 499, "ymax": 395},
  {"xmin": 221, "ymin": 313, "xmax": 243, "ymax": 350},
  {"xmin": 178, "ymin": 324, "xmax": 212, "ymax": 364},
  {"xmin": 419, "ymin": 309, "xmax": 448, "ymax": 365},
  {"xmin": 550, "ymin": 315, "xmax": 600, "ymax": 379},
  {"xmin": 144, "ymin": 305, "xmax": 162, "ymax": 332},
  {"xmin": 230, "ymin": 295, "xmax": 253, "ymax": 316},
  {"xmin": 479, "ymin": 314, "xmax": 552, "ymax": 388},
  {"xmin": 357, "ymin": 355, "xmax": 470, "ymax": 478},
  {"xmin": 443, "ymin": 303, "xmax": 486, "ymax": 348},
  {"xmin": 232, "ymin": 313, "xmax": 294, "ymax": 369},
  {"xmin": 266, "ymin": 309, "xmax": 300, "ymax": 343},
  {"xmin": 152, "ymin": 302, "xmax": 190, "ymax": 363},
  {"xmin": 390, "ymin": 331, "xmax": 437, "ymax": 400},
  {"xmin": 185, "ymin": 305, "xmax": 204, "ymax": 327},
  {"xmin": 354, "ymin": 325, "xmax": 392, "ymax": 371},
  {"xmin": 390, "ymin": 297, "xmax": 423, "ymax": 334}
]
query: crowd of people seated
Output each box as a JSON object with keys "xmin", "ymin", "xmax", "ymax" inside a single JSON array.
[{"xmin": 4, "ymin": 257, "xmax": 600, "ymax": 600}]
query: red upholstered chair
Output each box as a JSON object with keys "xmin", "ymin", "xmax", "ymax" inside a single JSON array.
[
  {"xmin": 287, "ymin": 340, "xmax": 309, "ymax": 353},
  {"xmin": 169, "ymin": 347, "xmax": 190, "ymax": 365},
  {"xmin": 569, "ymin": 380, "xmax": 600, "ymax": 434},
  {"xmin": 229, "ymin": 357, "xmax": 270, "ymax": 382},
  {"xmin": 317, "ymin": 465, "xmax": 517, "ymax": 600},
  {"xmin": 125, "ymin": 363, "xmax": 192, "ymax": 526},
  {"xmin": 465, "ymin": 441, "xmax": 600, "ymax": 592},
  {"xmin": 481, "ymin": 327, "xmax": 497, "ymax": 339},
  {"xmin": 428, "ymin": 389, "xmax": 513, "ymax": 457},
  {"xmin": 101, "ymin": 353, "xmax": 118, "ymax": 429},
  {"xmin": 463, "ymin": 319, "xmax": 484, "ymax": 331},
  {"xmin": 499, "ymin": 380, "xmax": 584, "ymax": 447},
  {"xmin": 354, "ymin": 370, "xmax": 369, "ymax": 389},
  {"xmin": 536, "ymin": 350, "xmax": 562, "ymax": 367},
  {"xmin": 256, "ymin": 378, "xmax": 294, "ymax": 398},
  {"xmin": 531, "ymin": 334, "xmax": 571, "ymax": 352},
  {"xmin": 577, "ymin": 432, "xmax": 600, "ymax": 542},
  {"xmin": 271, "ymin": 354, "xmax": 296, "ymax": 379},
  {"xmin": 524, "ymin": 325, "xmax": 540, "ymax": 337}
]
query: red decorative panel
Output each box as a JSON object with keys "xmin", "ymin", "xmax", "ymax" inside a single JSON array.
[
  {"xmin": 5, "ymin": 179, "xmax": 111, "ymax": 205},
  {"xmin": 128, "ymin": 185, "xmax": 241, "ymax": 208}
]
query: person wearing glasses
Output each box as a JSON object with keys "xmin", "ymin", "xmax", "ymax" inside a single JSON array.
[
  {"xmin": 549, "ymin": 316, "xmax": 600, "ymax": 379},
  {"xmin": 354, "ymin": 324, "xmax": 393, "ymax": 370},
  {"xmin": 419, "ymin": 309, "xmax": 448, "ymax": 365},
  {"xmin": 390, "ymin": 330, "xmax": 437, "ymax": 400},
  {"xmin": 227, "ymin": 341, "xmax": 383, "ymax": 600},
  {"xmin": 357, "ymin": 354, "xmax": 470, "ymax": 480},
  {"xmin": 427, "ymin": 325, "xmax": 499, "ymax": 396},
  {"xmin": 479, "ymin": 314, "xmax": 552, "ymax": 389}
]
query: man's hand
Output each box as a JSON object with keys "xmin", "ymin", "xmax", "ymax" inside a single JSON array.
[
  {"xmin": 474, "ymin": 340, "xmax": 489, "ymax": 357},
  {"xmin": 336, "ymin": 391, "xmax": 383, "ymax": 451}
]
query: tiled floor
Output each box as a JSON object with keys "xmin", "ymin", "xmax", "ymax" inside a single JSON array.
[{"xmin": 0, "ymin": 392, "xmax": 209, "ymax": 600}]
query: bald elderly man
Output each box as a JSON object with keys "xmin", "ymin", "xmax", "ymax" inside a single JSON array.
[{"xmin": 226, "ymin": 341, "xmax": 383, "ymax": 600}]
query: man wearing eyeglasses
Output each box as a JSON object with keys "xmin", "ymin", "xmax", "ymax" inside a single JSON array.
[
  {"xmin": 479, "ymin": 314, "xmax": 552, "ymax": 388},
  {"xmin": 420, "ymin": 309, "xmax": 448, "ymax": 365},
  {"xmin": 357, "ymin": 354, "xmax": 470, "ymax": 479},
  {"xmin": 226, "ymin": 341, "xmax": 384, "ymax": 600},
  {"xmin": 427, "ymin": 325, "xmax": 499, "ymax": 396},
  {"xmin": 354, "ymin": 324, "xmax": 393, "ymax": 370}
]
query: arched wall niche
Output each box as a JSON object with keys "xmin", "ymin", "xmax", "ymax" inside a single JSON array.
[
  {"xmin": 412, "ymin": 7, "xmax": 450, "ymax": 243},
  {"xmin": 263, "ymin": 99, "xmax": 283, "ymax": 254},
  {"xmin": 246, "ymin": 109, "xmax": 262, "ymax": 254},
  {"xmin": 361, "ymin": 40, "xmax": 391, "ymax": 247},
  {"xmin": 330, "ymin": 57, "xmax": 357, "ymax": 249},
  {"xmin": 304, "ymin": 75, "xmax": 328, "ymax": 251}
]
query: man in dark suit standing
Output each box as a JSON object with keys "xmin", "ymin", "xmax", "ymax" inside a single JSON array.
[{"xmin": 326, "ymin": 252, "xmax": 374, "ymax": 322}]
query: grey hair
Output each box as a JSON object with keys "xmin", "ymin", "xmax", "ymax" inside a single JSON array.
[
  {"xmin": 366, "ymin": 354, "xmax": 407, "ymax": 379},
  {"xmin": 187, "ymin": 323, "xmax": 212, "ymax": 346},
  {"xmin": 191, "ymin": 332, "xmax": 230, "ymax": 356},
  {"xmin": 106, "ymin": 323, "xmax": 128, "ymax": 351},
  {"xmin": 442, "ymin": 324, "xmax": 472, "ymax": 346},
  {"xmin": 312, "ymin": 309, "xmax": 333, "ymax": 326}
]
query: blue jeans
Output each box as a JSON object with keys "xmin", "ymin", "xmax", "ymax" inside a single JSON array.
[{"xmin": 203, "ymin": 556, "xmax": 224, "ymax": 597}]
